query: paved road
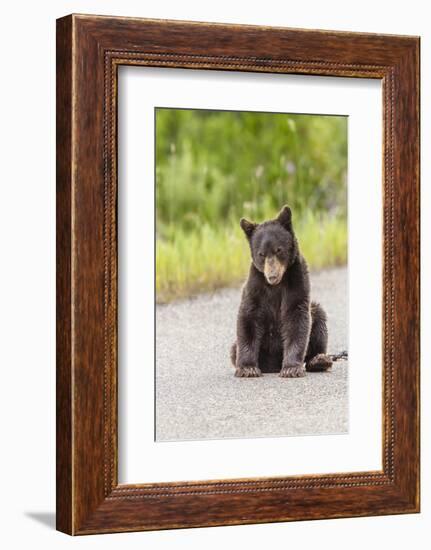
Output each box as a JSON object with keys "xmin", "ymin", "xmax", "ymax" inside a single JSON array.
[{"xmin": 155, "ymin": 267, "xmax": 348, "ymax": 441}]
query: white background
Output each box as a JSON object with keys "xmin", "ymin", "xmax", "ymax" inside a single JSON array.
[
  {"xmin": 0, "ymin": 1, "xmax": 428, "ymax": 548},
  {"xmin": 118, "ymin": 67, "xmax": 382, "ymax": 483}
]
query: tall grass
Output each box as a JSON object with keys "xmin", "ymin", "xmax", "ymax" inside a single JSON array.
[
  {"xmin": 156, "ymin": 109, "xmax": 347, "ymax": 228},
  {"xmin": 156, "ymin": 210, "xmax": 347, "ymax": 303},
  {"xmin": 155, "ymin": 109, "xmax": 348, "ymax": 303}
]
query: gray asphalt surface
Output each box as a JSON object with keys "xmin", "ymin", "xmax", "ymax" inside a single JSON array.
[{"xmin": 155, "ymin": 267, "xmax": 348, "ymax": 441}]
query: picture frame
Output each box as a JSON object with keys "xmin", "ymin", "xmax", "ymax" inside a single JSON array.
[{"xmin": 56, "ymin": 14, "xmax": 420, "ymax": 535}]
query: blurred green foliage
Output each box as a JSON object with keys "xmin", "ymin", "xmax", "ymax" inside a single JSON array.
[{"xmin": 156, "ymin": 108, "xmax": 347, "ymax": 302}]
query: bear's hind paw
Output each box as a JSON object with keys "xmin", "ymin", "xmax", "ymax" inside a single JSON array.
[
  {"xmin": 305, "ymin": 354, "xmax": 333, "ymax": 372},
  {"xmin": 235, "ymin": 366, "xmax": 262, "ymax": 378}
]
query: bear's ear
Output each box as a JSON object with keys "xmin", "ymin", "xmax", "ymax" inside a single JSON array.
[
  {"xmin": 240, "ymin": 218, "xmax": 258, "ymax": 239},
  {"xmin": 277, "ymin": 205, "xmax": 292, "ymax": 231}
]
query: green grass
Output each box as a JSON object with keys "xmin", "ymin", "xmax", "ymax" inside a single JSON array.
[
  {"xmin": 156, "ymin": 109, "xmax": 348, "ymax": 227},
  {"xmin": 156, "ymin": 211, "xmax": 347, "ymax": 303},
  {"xmin": 155, "ymin": 109, "xmax": 348, "ymax": 303}
]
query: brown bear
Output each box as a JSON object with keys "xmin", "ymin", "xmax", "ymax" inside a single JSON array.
[{"xmin": 230, "ymin": 205, "xmax": 333, "ymax": 378}]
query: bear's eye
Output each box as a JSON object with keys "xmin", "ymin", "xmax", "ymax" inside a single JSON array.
[
  {"xmin": 276, "ymin": 247, "xmax": 282, "ymax": 254},
  {"xmin": 258, "ymin": 252, "xmax": 265, "ymax": 258}
]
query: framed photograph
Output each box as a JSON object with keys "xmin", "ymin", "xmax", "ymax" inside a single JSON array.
[{"xmin": 56, "ymin": 14, "xmax": 420, "ymax": 535}]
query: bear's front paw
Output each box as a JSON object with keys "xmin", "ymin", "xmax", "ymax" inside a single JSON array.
[
  {"xmin": 235, "ymin": 366, "xmax": 262, "ymax": 378},
  {"xmin": 279, "ymin": 364, "xmax": 306, "ymax": 378}
]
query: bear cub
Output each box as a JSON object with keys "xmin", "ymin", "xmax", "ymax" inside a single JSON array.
[{"xmin": 230, "ymin": 205, "xmax": 333, "ymax": 378}]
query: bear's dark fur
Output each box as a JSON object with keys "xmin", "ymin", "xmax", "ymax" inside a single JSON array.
[{"xmin": 230, "ymin": 205, "xmax": 333, "ymax": 378}]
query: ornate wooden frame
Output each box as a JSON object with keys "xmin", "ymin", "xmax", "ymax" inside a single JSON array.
[{"xmin": 56, "ymin": 14, "xmax": 420, "ymax": 535}]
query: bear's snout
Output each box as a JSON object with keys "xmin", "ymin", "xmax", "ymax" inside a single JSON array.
[{"xmin": 264, "ymin": 256, "xmax": 286, "ymax": 285}]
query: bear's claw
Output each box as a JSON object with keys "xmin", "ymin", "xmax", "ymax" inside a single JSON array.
[
  {"xmin": 279, "ymin": 365, "xmax": 306, "ymax": 378},
  {"xmin": 235, "ymin": 366, "xmax": 262, "ymax": 378}
]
